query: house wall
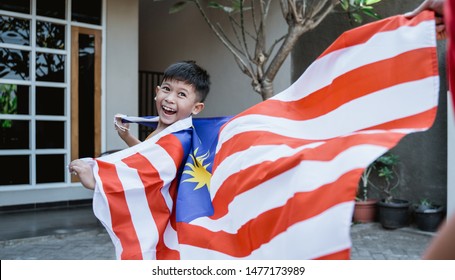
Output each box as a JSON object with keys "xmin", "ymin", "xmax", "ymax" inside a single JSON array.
[
  {"xmin": 292, "ymin": 0, "xmax": 450, "ymax": 210},
  {"xmin": 138, "ymin": 0, "xmax": 290, "ymax": 118},
  {"xmin": 105, "ymin": 0, "xmax": 140, "ymax": 151}
]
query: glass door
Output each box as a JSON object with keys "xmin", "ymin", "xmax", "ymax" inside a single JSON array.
[{"xmin": 71, "ymin": 27, "xmax": 101, "ymax": 181}]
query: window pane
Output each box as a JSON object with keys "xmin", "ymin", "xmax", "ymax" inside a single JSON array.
[
  {"xmin": 36, "ymin": 121, "xmax": 64, "ymax": 149},
  {"xmin": 0, "ymin": 84, "xmax": 29, "ymax": 115},
  {"xmin": 0, "ymin": 0, "xmax": 30, "ymax": 14},
  {"xmin": 36, "ymin": 87, "xmax": 64, "ymax": 116},
  {"xmin": 72, "ymin": 0, "xmax": 101, "ymax": 25},
  {"xmin": 0, "ymin": 16, "xmax": 30, "ymax": 46},
  {"xmin": 0, "ymin": 120, "xmax": 29, "ymax": 149},
  {"xmin": 36, "ymin": 21, "xmax": 65, "ymax": 49},
  {"xmin": 37, "ymin": 0, "xmax": 65, "ymax": 19},
  {"xmin": 36, "ymin": 154, "xmax": 64, "ymax": 183},
  {"xmin": 0, "ymin": 48, "xmax": 30, "ymax": 80},
  {"xmin": 36, "ymin": 52, "xmax": 65, "ymax": 82},
  {"xmin": 0, "ymin": 155, "xmax": 29, "ymax": 185}
]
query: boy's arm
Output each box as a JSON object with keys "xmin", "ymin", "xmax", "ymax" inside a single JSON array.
[
  {"xmin": 115, "ymin": 114, "xmax": 141, "ymax": 146},
  {"xmin": 117, "ymin": 128, "xmax": 141, "ymax": 146}
]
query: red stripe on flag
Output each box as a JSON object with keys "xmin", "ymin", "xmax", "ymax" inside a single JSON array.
[
  {"xmin": 156, "ymin": 134, "xmax": 186, "ymax": 167},
  {"xmin": 96, "ymin": 160, "xmax": 143, "ymax": 259},
  {"xmin": 211, "ymin": 132, "xmax": 404, "ymax": 219},
  {"xmin": 122, "ymin": 153, "xmax": 180, "ymax": 260},
  {"xmin": 213, "ymin": 131, "xmax": 314, "ymax": 173},
  {"xmin": 314, "ymin": 248, "xmax": 351, "ymax": 260},
  {"xmin": 230, "ymin": 48, "xmax": 437, "ymax": 122},
  {"xmin": 363, "ymin": 108, "xmax": 437, "ymax": 131},
  {"xmin": 214, "ymin": 108, "xmax": 436, "ymax": 173},
  {"xmin": 178, "ymin": 169, "xmax": 361, "ymax": 258},
  {"xmin": 319, "ymin": 11, "xmax": 434, "ymax": 57}
]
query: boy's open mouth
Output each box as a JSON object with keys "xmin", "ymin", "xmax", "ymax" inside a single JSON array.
[{"xmin": 162, "ymin": 105, "xmax": 177, "ymax": 115}]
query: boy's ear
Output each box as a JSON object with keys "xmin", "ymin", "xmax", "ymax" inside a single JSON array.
[{"xmin": 192, "ymin": 102, "xmax": 205, "ymax": 115}]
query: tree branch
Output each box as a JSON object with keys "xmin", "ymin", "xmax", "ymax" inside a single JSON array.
[{"xmin": 191, "ymin": 0, "xmax": 255, "ymax": 79}]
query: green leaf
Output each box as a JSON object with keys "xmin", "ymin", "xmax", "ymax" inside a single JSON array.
[
  {"xmin": 362, "ymin": 9, "xmax": 380, "ymax": 19},
  {"xmin": 169, "ymin": 1, "xmax": 189, "ymax": 14},
  {"xmin": 208, "ymin": 2, "xmax": 235, "ymax": 13},
  {"xmin": 352, "ymin": 13, "xmax": 363, "ymax": 23},
  {"xmin": 340, "ymin": 0, "xmax": 349, "ymax": 11},
  {"xmin": 365, "ymin": 0, "xmax": 382, "ymax": 5}
]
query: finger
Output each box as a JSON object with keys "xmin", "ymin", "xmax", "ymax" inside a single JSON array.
[
  {"xmin": 114, "ymin": 119, "xmax": 129, "ymax": 132},
  {"xmin": 437, "ymin": 30, "xmax": 447, "ymax": 40},
  {"xmin": 404, "ymin": 2, "xmax": 432, "ymax": 18}
]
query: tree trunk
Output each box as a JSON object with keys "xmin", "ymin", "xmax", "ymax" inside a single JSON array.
[{"xmin": 260, "ymin": 79, "xmax": 274, "ymax": 100}]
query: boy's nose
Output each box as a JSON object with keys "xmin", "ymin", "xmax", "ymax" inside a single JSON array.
[{"xmin": 164, "ymin": 93, "xmax": 176, "ymax": 103}]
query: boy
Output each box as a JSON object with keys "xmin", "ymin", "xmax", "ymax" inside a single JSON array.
[{"xmin": 68, "ymin": 60, "xmax": 210, "ymax": 190}]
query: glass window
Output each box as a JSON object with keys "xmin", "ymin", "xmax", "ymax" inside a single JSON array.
[
  {"xmin": 36, "ymin": 154, "xmax": 64, "ymax": 183},
  {"xmin": 36, "ymin": 21, "xmax": 65, "ymax": 49},
  {"xmin": 0, "ymin": 48, "xmax": 30, "ymax": 80},
  {"xmin": 37, "ymin": 0, "xmax": 65, "ymax": 19},
  {"xmin": 0, "ymin": 16, "xmax": 30, "ymax": 46},
  {"xmin": 36, "ymin": 120, "xmax": 64, "ymax": 149},
  {"xmin": 0, "ymin": 0, "xmax": 30, "ymax": 14},
  {"xmin": 36, "ymin": 87, "xmax": 64, "ymax": 116},
  {"xmin": 36, "ymin": 52, "xmax": 65, "ymax": 82},
  {"xmin": 0, "ymin": 120, "xmax": 29, "ymax": 149},
  {"xmin": 0, "ymin": 84, "xmax": 29, "ymax": 115},
  {"xmin": 72, "ymin": 0, "xmax": 101, "ymax": 25},
  {"xmin": 0, "ymin": 155, "xmax": 29, "ymax": 185}
]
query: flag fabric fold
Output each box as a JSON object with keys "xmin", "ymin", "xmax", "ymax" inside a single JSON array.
[{"xmin": 92, "ymin": 11, "xmax": 439, "ymax": 260}]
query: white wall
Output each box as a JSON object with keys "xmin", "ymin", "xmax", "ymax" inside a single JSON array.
[
  {"xmin": 105, "ymin": 0, "xmax": 140, "ymax": 151},
  {"xmin": 138, "ymin": 0, "xmax": 290, "ymax": 118},
  {"xmin": 448, "ymin": 92, "xmax": 455, "ymax": 217}
]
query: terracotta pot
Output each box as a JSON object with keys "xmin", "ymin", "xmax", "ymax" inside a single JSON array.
[{"xmin": 353, "ymin": 199, "xmax": 378, "ymax": 223}]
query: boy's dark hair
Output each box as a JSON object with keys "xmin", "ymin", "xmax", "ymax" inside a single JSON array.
[{"xmin": 162, "ymin": 60, "xmax": 210, "ymax": 102}]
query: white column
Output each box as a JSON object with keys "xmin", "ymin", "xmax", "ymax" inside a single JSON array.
[{"xmin": 448, "ymin": 91, "xmax": 455, "ymax": 217}]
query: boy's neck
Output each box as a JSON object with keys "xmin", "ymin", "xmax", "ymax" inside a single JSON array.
[{"xmin": 152, "ymin": 116, "xmax": 192, "ymax": 137}]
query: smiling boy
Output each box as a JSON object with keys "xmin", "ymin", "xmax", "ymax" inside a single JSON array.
[{"xmin": 69, "ymin": 60, "xmax": 210, "ymax": 190}]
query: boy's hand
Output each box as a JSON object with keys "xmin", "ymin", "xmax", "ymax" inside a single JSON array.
[
  {"xmin": 68, "ymin": 159, "xmax": 96, "ymax": 190},
  {"xmin": 404, "ymin": 0, "xmax": 447, "ymax": 40},
  {"xmin": 114, "ymin": 114, "xmax": 130, "ymax": 138},
  {"xmin": 114, "ymin": 114, "xmax": 141, "ymax": 147}
]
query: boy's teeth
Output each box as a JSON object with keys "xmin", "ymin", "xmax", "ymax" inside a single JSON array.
[{"xmin": 163, "ymin": 106, "xmax": 176, "ymax": 112}]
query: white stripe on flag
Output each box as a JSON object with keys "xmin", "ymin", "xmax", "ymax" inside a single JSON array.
[
  {"xmin": 116, "ymin": 161, "xmax": 160, "ymax": 259},
  {"xmin": 273, "ymin": 20, "xmax": 436, "ymax": 102},
  {"xmin": 180, "ymin": 202, "xmax": 354, "ymax": 259},
  {"xmin": 197, "ymin": 144, "xmax": 387, "ymax": 232},
  {"xmin": 218, "ymin": 76, "xmax": 437, "ymax": 147}
]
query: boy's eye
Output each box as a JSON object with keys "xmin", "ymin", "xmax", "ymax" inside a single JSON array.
[
  {"xmin": 161, "ymin": 86, "xmax": 170, "ymax": 92},
  {"xmin": 178, "ymin": 92, "xmax": 187, "ymax": 98}
]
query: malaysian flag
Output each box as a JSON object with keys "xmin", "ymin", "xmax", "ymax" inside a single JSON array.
[{"xmin": 90, "ymin": 11, "xmax": 439, "ymax": 259}]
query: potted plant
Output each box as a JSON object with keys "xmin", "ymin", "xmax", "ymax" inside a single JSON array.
[
  {"xmin": 413, "ymin": 199, "xmax": 444, "ymax": 232},
  {"xmin": 368, "ymin": 152, "xmax": 410, "ymax": 229},
  {"xmin": 353, "ymin": 158, "xmax": 379, "ymax": 223}
]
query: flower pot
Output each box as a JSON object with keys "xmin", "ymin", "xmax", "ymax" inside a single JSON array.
[
  {"xmin": 377, "ymin": 199, "xmax": 410, "ymax": 229},
  {"xmin": 414, "ymin": 206, "xmax": 444, "ymax": 232},
  {"xmin": 353, "ymin": 199, "xmax": 378, "ymax": 223}
]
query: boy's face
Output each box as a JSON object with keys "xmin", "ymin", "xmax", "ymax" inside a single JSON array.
[{"xmin": 155, "ymin": 79, "xmax": 204, "ymax": 127}]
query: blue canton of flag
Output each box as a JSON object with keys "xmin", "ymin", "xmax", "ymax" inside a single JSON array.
[{"xmin": 176, "ymin": 116, "xmax": 232, "ymax": 223}]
